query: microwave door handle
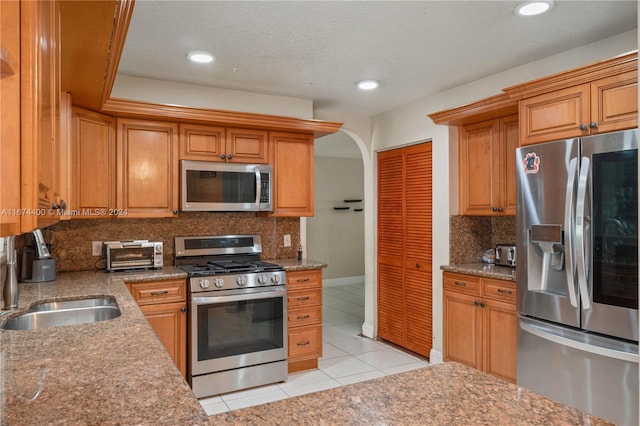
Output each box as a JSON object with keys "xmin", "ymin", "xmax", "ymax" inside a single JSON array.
[
  {"xmin": 563, "ymin": 157, "xmax": 578, "ymax": 308},
  {"xmin": 575, "ymin": 157, "xmax": 591, "ymax": 310},
  {"xmin": 255, "ymin": 168, "xmax": 262, "ymax": 206}
]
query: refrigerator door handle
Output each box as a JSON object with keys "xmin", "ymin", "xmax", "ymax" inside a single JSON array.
[
  {"xmin": 519, "ymin": 319, "xmax": 638, "ymax": 363},
  {"xmin": 575, "ymin": 157, "xmax": 591, "ymax": 310},
  {"xmin": 563, "ymin": 158, "xmax": 578, "ymax": 308}
]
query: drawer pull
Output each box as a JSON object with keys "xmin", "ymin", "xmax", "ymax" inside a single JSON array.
[
  {"xmin": 296, "ymin": 296, "xmax": 310, "ymax": 301},
  {"xmin": 150, "ymin": 290, "xmax": 169, "ymax": 296},
  {"xmin": 296, "ymin": 315, "xmax": 310, "ymax": 320},
  {"xmin": 297, "ymin": 341, "xmax": 311, "ymax": 346},
  {"xmin": 497, "ymin": 289, "xmax": 513, "ymax": 295},
  {"xmin": 454, "ymin": 281, "xmax": 467, "ymax": 287},
  {"xmin": 296, "ymin": 278, "xmax": 310, "ymax": 283}
]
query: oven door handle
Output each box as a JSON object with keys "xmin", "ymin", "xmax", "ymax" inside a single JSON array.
[{"xmin": 192, "ymin": 287, "xmax": 287, "ymax": 305}]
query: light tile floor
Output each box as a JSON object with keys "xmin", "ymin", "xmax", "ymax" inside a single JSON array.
[{"xmin": 200, "ymin": 282, "xmax": 430, "ymax": 416}]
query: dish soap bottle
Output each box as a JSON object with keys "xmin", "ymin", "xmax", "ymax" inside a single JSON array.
[{"xmin": 297, "ymin": 245, "xmax": 303, "ymax": 262}]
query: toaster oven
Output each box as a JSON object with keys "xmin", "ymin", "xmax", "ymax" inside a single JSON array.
[{"xmin": 104, "ymin": 240, "xmax": 164, "ymax": 271}]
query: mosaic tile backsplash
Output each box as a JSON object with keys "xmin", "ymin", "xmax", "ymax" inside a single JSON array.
[
  {"xmin": 11, "ymin": 213, "xmax": 300, "ymax": 272},
  {"xmin": 449, "ymin": 215, "xmax": 516, "ymax": 264}
]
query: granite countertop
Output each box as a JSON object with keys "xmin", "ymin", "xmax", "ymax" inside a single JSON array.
[
  {"xmin": 266, "ymin": 258, "xmax": 327, "ymax": 271},
  {"xmin": 441, "ymin": 263, "xmax": 517, "ymax": 281},
  {"xmin": 0, "ymin": 267, "xmax": 209, "ymax": 425},
  {"xmin": 212, "ymin": 362, "xmax": 610, "ymax": 425}
]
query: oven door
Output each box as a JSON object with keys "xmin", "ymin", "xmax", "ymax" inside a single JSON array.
[{"xmin": 190, "ymin": 286, "xmax": 287, "ymax": 377}]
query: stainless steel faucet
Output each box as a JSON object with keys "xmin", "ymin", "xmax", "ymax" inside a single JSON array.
[{"xmin": 2, "ymin": 235, "xmax": 19, "ymax": 310}]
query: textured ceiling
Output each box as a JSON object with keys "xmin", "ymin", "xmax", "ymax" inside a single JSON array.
[{"xmin": 118, "ymin": 1, "xmax": 637, "ymax": 118}]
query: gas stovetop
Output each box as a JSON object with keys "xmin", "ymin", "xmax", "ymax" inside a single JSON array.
[
  {"xmin": 177, "ymin": 259, "xmax": 284, "ymax": 277},
  {"xmin": 174, "ymin": 234, "xmax": 286, "ymax": 293}
]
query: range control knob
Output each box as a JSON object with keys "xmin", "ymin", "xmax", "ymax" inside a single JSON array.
[
  {"xmin": 213, "ymin": 278, "xmax": 224, "ymax": 288},
  {"xmin": 257, "ymin": 275, "xmax": 267, "ymax": 285},
  {"xmin": 198, "ymin": 279, "xmax": 211, "ymax": 289},
  {"xmin": 270, "ymin": 274, "xmax": 281, "ymax": 284},
  {"xmin": 236, "ymin": 275, "xmax": 247, "ymax": 287}
]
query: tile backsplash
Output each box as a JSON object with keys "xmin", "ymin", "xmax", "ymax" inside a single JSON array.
[
  {"xmin": 11, "ymin": 213, "xmax": 300, "ymax": 272},
  {"xmin": 449, "ymin": 215, "xmax": 516, "ymax": 264}
]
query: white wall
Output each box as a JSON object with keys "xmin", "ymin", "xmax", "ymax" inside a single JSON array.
[
  {"xmin": 369, "ymin": 29, "xmax": 637, "ymax": 362},
  {"xmin": 307, "ymin": 156, "xmax": 365, "ymax": 280},
  {"xmin": 112, "ymin": 74, "xmax": 314, "ymax": 119}
]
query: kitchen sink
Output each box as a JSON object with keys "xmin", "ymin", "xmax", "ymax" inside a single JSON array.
[{"xmin": 1, "ymin": 296, "xmax": 121, "ymax": 330}]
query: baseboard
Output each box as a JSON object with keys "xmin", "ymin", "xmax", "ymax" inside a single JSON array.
[
  {"xmin": 361, "ymin": 321, "xmax": 375, "ymax": 339},
  {"xmin": 429, "ymin": 348, "xmax": 443, "ymax": 364},
  {"xmin": 322, "ymin": 275, "xmax": 365, "ymax": 287}
]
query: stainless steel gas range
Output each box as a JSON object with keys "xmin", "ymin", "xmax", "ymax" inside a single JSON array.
[{"xmin": 174, "ymin": 234, "xmax": 287, "ymax": 398}]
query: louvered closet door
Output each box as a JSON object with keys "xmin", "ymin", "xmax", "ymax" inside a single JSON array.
[
  {"xmin": 403, "ymin": 144, "xmax": 432, "ymax": 356},
  {"xmin": 377, "ymin": 151, "xmax": 405, "ymax": 346},
  {"xmin": 377, "ymin": 142, "xmax": 433, "ymax": 358}
]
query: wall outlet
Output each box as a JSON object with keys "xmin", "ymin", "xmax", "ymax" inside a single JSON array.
[
  {"xmin": 283, "ymin": 234, "xmax": 291, "ymax": 247},
  {"xmin": 92, "ymin": 241, "xmax": 103, "ymax": 257}
]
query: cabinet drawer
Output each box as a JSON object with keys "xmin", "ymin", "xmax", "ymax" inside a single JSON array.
[
  {"xmin": 288, "ymin": 306, "xmax": 322, "ymax": 327},
  {"xmin": 128, "ymin": 279, "xmax": 186, "ymax": 305},
  {"xmin": 288, "ymin": 325, "xmax": 321, "ymax": 358},
  {"xmin": 287, "ymin": 269, "xmax": 322, "ymax": 289},
  {"xmin": 443, "ymin": 273, "xmax": 481, "ymax": 296},
  {"xmin": 288, "ymin": 288, "xmax": 322, "ymax": 308},
  {"xmin": 483, "ymin": 279, "xmax": 516, "ymax": 304}
]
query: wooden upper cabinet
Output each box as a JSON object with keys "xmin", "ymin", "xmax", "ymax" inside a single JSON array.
[
  {"xmin": 590, "ymin": 70, "xmax": 638, "ymax": 134},
  {"xmin": 116, "ymin": 118, "xmax": 179, "ymax": 218},
  {"xmin": 505, "ymin": 52, "xmax": 638, "ymax": 146},
  {"xmin": 18, "ymin": 0, "xmax": 64, "ymax": 231},
  {"xmin": 70, "ymin": 107, "xmax": 115, "ymax": 218},
  {"xmin": 179, "ymin": 124, "xmax": 268, "ymax": 163},
  {"xmin": 226, "ymin": 128, "xmax": 268, "ymax": 163},
  {"xmin": 1, "ymin": 0, "xmax": 22, "ymax": 236},
  {"xmin": 459, "ymin": 114, "xmax": 518, "ymax": 216},
  {"xmin": 179, "ymin": 123, "xmax": 225, "ymax": 161},
  {"xmin": 268, "ymin": 131, "xmax": 314, "ymax": 216}
]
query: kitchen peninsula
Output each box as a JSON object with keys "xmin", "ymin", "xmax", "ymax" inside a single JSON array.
[{"xmin": 1, "ymin": 266, "xmax": 608, "ymax": 425}]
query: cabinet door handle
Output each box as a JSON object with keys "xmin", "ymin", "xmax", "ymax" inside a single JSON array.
[
  {"xmin": 296, "ymin": 315, "xmax": 310, "ymax": 320},
  {"xmin": 579, "ymin": 124, "xmax": 587, "ymax": 131},
  {"xmin": 492, "ymin": 207, "xmax": 497, "ymax": 212},
  {"xmin": 589, "ymin": 122, "xmax": 598, "ymax": 129},
  {"xmin": 296, "ymin": 296, "xmax": 310, "ymax": 301},
  {"xmin": 480, "ymin": 302, "xmax": 486, "ymax": 308},
  {"xmin": 474, "ymin": 300, "xmax": 480, "ymax": 306},
  {"xmin": 172, "ymin": 210, "xmax": 178, "ymax": 215},
  {"xmin": 497, "ymin": 288, "xmax": 513, "ymax": 294},
  {"xmin": 454, "ymin": 281, "xmax": 467, "ymax": 287},
  {"xmin": 296, "ymin": 278, "xmax": 310, "ymax": 283},
  {"xmin": 497, "ymin": 207, "xmax": 503, "ymax": 212},
  {"xmin": 220, "ymin": 154, "xmax": 226, "ymax": 160},
  {"xmin": 297, "ymin": 341, "xmax": 311, "ymax": 346},
  {"xmin": 150, "ymin": 290, "xmax": 169, "ymax": 296},
  {"xmin": 226, "ymin": 154, "xmax": 233, "ymax": 160},
  {"xmin": 181, "ymin": 306, "xmax": 187, "ymax": 313}
]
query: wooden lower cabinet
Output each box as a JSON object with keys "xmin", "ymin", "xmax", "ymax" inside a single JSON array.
[
  {"xmin": 443, "ymin": 272, "xmax": 516, "ymax": 382},
  {"xmin": 287, "ymin": 269, "xmax": 323, "ymax": 373},
  {"xmin": 127, "ymin": 279, "xmax": 187, "ymax": 378}
]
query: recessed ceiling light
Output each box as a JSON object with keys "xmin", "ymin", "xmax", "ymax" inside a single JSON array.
[
  {"xmin": 187, "ymin": 51, "xmax": 215, "ymax": 64},
  {"xmin": 356, "ymin": 80, "xmax": 380, "ymax": 90},
  {"xmin": 514, "ymin": 0, "xmax": 554, "ymax": 16}
]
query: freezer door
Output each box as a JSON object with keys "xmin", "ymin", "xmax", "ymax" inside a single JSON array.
[
  {"xmin": 580, "ymin": 129, "xmax": 638, "ymax": 342},
  {"xmin": 518, "ymin": 316, "xmax": 638, "ymax": 426},
  {"xmin": 516, "ymin": 139, "xmax": 580, "ymax": 327}
]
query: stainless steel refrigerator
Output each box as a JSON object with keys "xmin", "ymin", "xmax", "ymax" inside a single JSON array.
[{"xmin": 516, "ymin": 129, "xmax": 639, "ymax": 426}]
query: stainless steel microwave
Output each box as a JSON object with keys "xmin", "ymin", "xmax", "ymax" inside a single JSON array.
[{"xmin": 181, "ymin": 160, "xmax": 273, "ymax": 212}]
